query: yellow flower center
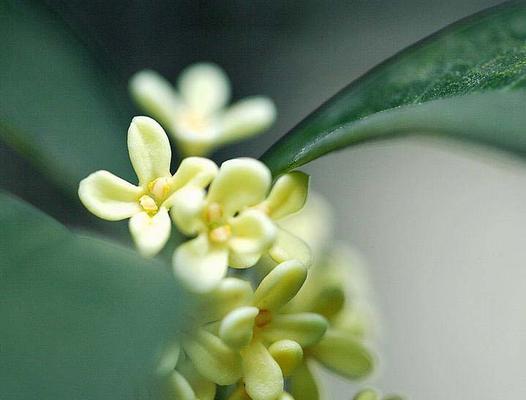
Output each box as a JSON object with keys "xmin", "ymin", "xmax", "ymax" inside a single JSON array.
[
  {"xmin": 209, "ymin": 225, "xmax": 232, "ymax": 243},
  {"xmin": 140, "ymin": 177, "xmax": 172, "ymax": 215},
  {"xmin": 148, "ymin": 177, "xmax": 171, "ymax": 202},
  {"xmin": 139, "ymin": 195, "xmax": 158, "ymax": 214},
  {"xmin": 205, "ymin": 202, "xmax": 233, "ymax": 243},
  {"xmin": 179, "ymin": 110, "xmax": 210, "ymax": 134}
]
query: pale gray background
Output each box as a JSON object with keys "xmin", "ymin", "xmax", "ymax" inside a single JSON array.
[{"xmin": 308, "ymin": 142, "xmax": 526, "ymax": 399}]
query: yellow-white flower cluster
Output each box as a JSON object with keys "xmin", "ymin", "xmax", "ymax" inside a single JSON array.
[{"xmin": 78, "ymin": 63, "xmax": 378, "ymax": 400}]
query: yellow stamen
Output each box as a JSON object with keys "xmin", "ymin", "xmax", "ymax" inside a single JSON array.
[
  {"xmin": 209, "ymin": 225, "xmax": 232, "ymax": 243},
  {"xmin": 139, "ymin": 195, "xmax": 158, "ymax": 213},
  {"xmin": 148, "ymin": 177, "xmax": 170, "ymax": 201}
]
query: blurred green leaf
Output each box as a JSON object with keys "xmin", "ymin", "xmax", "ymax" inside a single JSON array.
[
  {"xmin": 0, "ymin": 0, "xmax": 133, "ymax": 195},
  {"xmin": 261, "ymin": 1, "xmax": 526, "ymax": 176},
  {"xmin": 0, "ymin": 192, "xmax": 191, "ymax": 400}
]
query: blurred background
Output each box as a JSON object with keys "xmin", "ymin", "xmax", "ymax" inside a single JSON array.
[{"xmin": 2, "ymin": 0, "xmax": 525, "ymax": 398}]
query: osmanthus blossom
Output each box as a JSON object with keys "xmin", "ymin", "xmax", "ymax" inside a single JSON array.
[
  {"xmin": 78, "ymin": 116, "xmax": 217, "ymax": 256},
  {"xmin": 171, "ymin": 158, "xmax": 310, "ymax": 292},
  {"xmin": 129, "ymin": 63, "xmax": 276, "ymax": 156},
  {"xmin": 75, "ymin": 60, "xmax": 386, "ymax": 400},
  {"xmin": 157, "ymin": 277, "xmax": 256, "ymax": 400},
  {"xmin": 218, "ymin": 260, "xmax": 328, "ymax": 400},
  {"xmin": 258, "ymin": 192, "xmax": 377, "ymax": 400},
  {"xmin": 284, "ymin": 246, "xmax": 376, "ymax": 400},
  {"xmin": 159, "ymin": 261, "xmax": 325, "ymax": 400}
]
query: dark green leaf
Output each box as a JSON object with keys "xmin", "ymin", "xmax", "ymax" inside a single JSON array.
[
  {"xmin": 261, "ymin": 1, "xmax": 526, "ymax": 176},
  {"xmin": 0, "ymin": 0, "xmax": 133, "ymax": 195},
  {"xmin": 0, "ymin": 192, "xmax": 191, "ymax": 400}
]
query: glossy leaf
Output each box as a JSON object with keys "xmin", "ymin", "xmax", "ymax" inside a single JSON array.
[
  {"xmin": 261, "ymin": 1, "xmax": 526, "ymax": 176},
  {"xmin": 0, "ymin": 0, "xmax": 133, "ymax": 195},
  {"xmin": 0, "ymin": 192, "xmax": 191, "ymax": 400}
]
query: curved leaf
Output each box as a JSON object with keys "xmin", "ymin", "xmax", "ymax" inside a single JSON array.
[
  {"xmin": 0, "ymin": 192, "xmax": 191, "ymax": 400},
  {"xmin": 261, "ymin": 1, "xmax": 526, "ymax": 176},
  {"xmin": 0, "ymin": 0, "xmax": 133, "ymax": 195}
]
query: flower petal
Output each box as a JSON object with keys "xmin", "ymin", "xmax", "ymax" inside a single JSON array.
[
  {"xmin": 170, "ymin": 156, "xmax": 219, "ymax": 192},
  {"xmin": 128, "ymin": 116, "xmax": 172, "ymax": 186},
  {"xmin": 268, "ymin": 228, "xmax": 312, "ymax": 268},
  {"xmin": 129, "ymin": 208, "xmax": 171, "ymax": 257},
  {"xmin": 182, "ymin": 329, "xmax": 242, "ymax": 385},
  {"xmin": 198, "ymin": 277, "xmax": 254, "ymax": 322},
  {"xmin": 228, "ymin": 251, "xmax": 262, "ymax": 270},
  {"xmin": 241, "ymin": 340, "xmax": 283, "ymax": 400},
  {"xmin": 220, "ymin": 96, "xmax": 276, "ymax": 144},
  {"xmin": 165, "ymin": 371, "xmax": 196, "ymax": 400},
  {"xmin": 261, "ymin": 172, "xmax": 309, "ymax": 220},
  {"xmin": 207, "ymin": 158, "xmax": 271, "ymax": 217},
  {"xmin": 178, "ymin": 63, "xmax": 230, "ymax": 115},
  {"xmin": 309, "ymin": 329, "xmax": 375, "ymax": 379},
  {"xmin": 129, "ymin": 70, "xmax": 181, "ymax": 127},
  {"xmin": 262, "ymin": 313, "xmax": 328, "ymax": 347},
  {"xmin": 178, "ymin": 357, "xmax": 217, "ymax": 400},
  {"xmin": 268, "ymin": 340, "xmax": 303, "ymax": 377},
  {"xmin": 229, "ymin": 209, "xmax": 277, "ymax": 255},
  {"xmin": 219, "ymin": 306, "xmax": 259, "ymax": 349},
  {"xmin": 252, "ymin": 260, "xmax": 307, "ymax": 311},
  {"xmin": 289, "ymin": 362, "xmax": 321, "ymax": 400},
  {"xmin": 166, "ymin": 157, "xmax": 218, "ymax": 233},
  {"xmin": 169, "ymin": 186, "xmax": 207, "ymax": 236},
  {"xmin": 157, "ymin": 341, "xmax": 180, "ymax": 375},
  {"xmin": 173, "ymin": 235, "xmax": 228, "ymax": 293},
  {"xmin": 78, "ymin": 170, "xmax": 142, "ymax": 220}
]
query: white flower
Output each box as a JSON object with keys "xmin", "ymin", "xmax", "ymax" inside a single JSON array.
[
  {"xmin": 78, "ymin": 116, "xmax": 218, "ymax": 257},
  {"xmin": 130, "ymin": 63, "xmax": 276, "ymax": 156},
  {"xmin": 170, "ymin": 158, "xmax": 310, "ymax": 292},
  {"xmin": 171, "ymin": 158, "xmax": 275, "ymax": 292},
  {"xmin": 218, "ymin": 260, "xmax": 328, "ymax": 400},
  {"xmin": 173, "ymin": 278, "xmax": 254, "ymax": 391}
]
